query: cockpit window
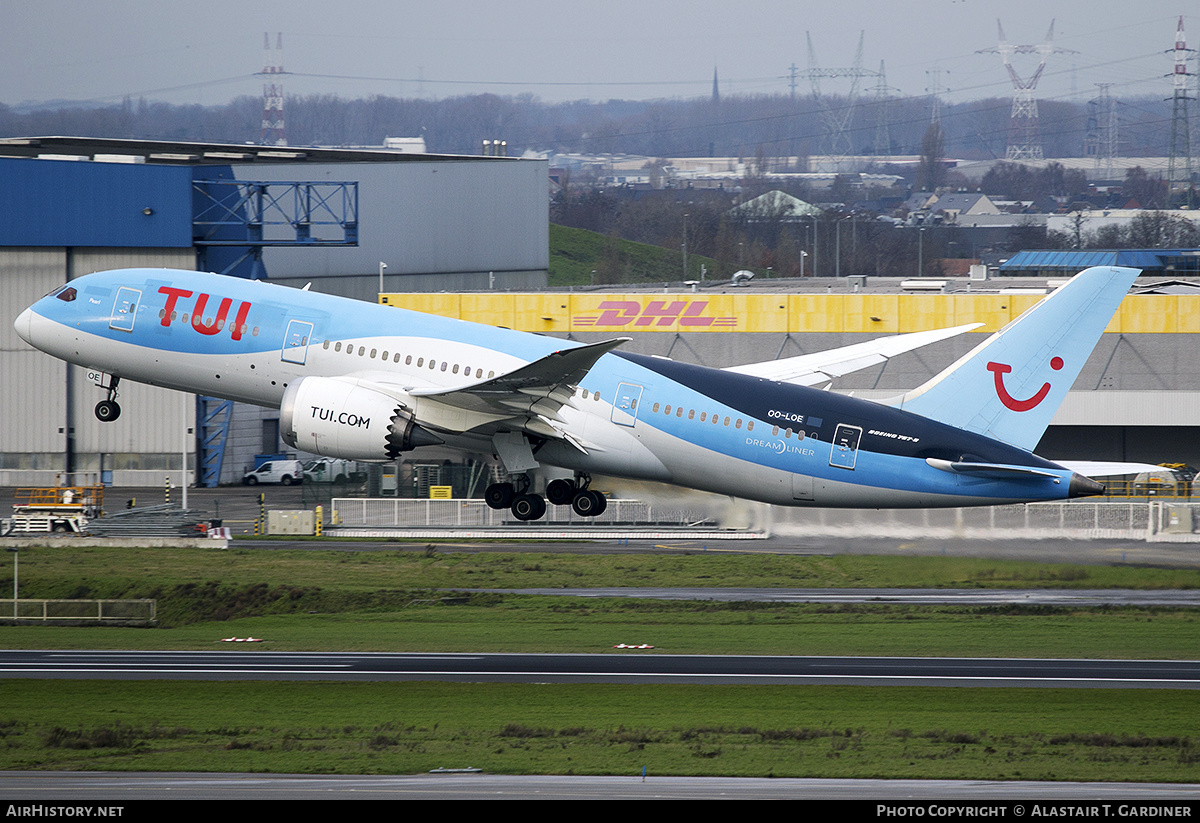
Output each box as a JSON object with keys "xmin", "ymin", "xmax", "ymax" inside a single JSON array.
[{"xmin": 54, "ymin": 287, "xmax": 77, "ymax": 302}]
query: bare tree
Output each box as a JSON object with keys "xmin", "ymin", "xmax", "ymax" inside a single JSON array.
[{"xmin": 916, "ymin": 121, "xmax": 947, "ymax": 192}]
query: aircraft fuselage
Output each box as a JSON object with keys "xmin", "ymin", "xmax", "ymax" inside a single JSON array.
[{"xmin": 16, "ymin": 268, "xmax": 1092, "ymax": 509}]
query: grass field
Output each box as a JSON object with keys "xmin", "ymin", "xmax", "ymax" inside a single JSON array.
[
  {"xmin": 1, "ymin": 543, "xmax": 1198, "ymax": 780},
  {"xmin": 3, "ymin": 682, "xmax": 1198, "ymax": 781},
  {"xmin": 549, "ymin": 223, "xmax": 720, "ymax": 286}
]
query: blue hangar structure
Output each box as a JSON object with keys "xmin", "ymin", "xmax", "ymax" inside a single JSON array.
[{"xmin": 0, "ymin": 136, "xmax": 549, "ymax": 487}]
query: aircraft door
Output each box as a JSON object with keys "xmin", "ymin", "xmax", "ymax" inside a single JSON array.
[
  {"xmin": 829, "ymin": 423, "xmax": 863, "ymax": 470},
  {"xmin": 611, "ymin": 383, "xmax": 644, "ymax": 427},
  {"xmin": 282, "ymin": 320, "xmax": 315, "ymax": 365},
  {"xmin": 109, "ymin": 287, "xmax": 142, "ymax": 332}
]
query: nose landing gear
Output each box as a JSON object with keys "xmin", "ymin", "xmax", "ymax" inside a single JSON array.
[{"xmin": 94, "ymin": 376, "xmax": 121, "ymax": 422}]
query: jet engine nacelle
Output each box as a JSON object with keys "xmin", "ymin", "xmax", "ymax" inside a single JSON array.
[{"xmin": 280, "ymin": 376, "xmax": 442, "ymax": 461}]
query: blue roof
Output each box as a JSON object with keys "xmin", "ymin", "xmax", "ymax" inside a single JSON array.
[{"xmin": 1000, "ymin": 249, "xmax": 1192, "ymax": 273}]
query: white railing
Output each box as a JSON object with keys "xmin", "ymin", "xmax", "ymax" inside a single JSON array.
[
  {"xmin": 330, "ymin": 498, "xmax": 719, "ymax": 529},
  {"xmin": 328, "ymin": 498, "xmax": 1200, "ymax": 541},
  {"xmin": 770, "ymin": 501, "xmax": 1199, "ymax": 542}
]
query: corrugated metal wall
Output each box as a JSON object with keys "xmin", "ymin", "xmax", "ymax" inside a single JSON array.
[
  {"xmin": 1, "ymin": 250, "xmax": 67, "ymax": 471},
  {"xmin": 1, "ymin": 248, "xmax": 198, "ymax": 486}
]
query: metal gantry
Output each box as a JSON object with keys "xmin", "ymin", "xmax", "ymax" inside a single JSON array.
[
  {"xmin": 192, "ymin": 179, "xmax": 359, "ymax": 247},
  {"xmin": 978, "ymin": 19, "xmax": 1076, "ymax": 162}
]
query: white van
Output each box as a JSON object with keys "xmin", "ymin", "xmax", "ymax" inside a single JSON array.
[
  {"xmin": 242, "ymin": 460, "xmax": 304, "ymax": 486},
  {"xmin": 303, "ymin": 458, "xmax": 362, "ymax": 484}
]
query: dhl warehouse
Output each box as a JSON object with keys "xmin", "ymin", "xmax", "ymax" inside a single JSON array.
[{"xmin": 2, "ymin": 137, "xmax": 1198, "ymax": 489}]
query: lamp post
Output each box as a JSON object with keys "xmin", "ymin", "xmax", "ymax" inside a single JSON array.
[
  {"xmin": 836, "ymin": 217, "xmax": 844, "ymax": 279},
  {"xmin": 181, "ymin": 393, "xmax": 188, "ymax": 511},
  {"xmin": 812, "ymin": 216, "xmax": 820, "ymax": 278},
  {"xmin": 917, "ymin": 228, "xmax": 926, "ymax": 277},
  {"xmin": 378, "ymin": 261, "xmax": 388, "ymax": 295},
  {"xmin": 682, "ymin": 213, "xmax": 689, "ymax": 281}
]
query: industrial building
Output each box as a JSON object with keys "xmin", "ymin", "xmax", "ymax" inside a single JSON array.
[
  {"xmin": 3, "ymin": 135, "xmax": 1197, "ymax": 492},
  {"xmin": 0, "ymin": 136, "xmax": 548, "ymax": 487},
  {"xmin": 382, "ymin": 279, "xmax": 1200, "ymax": 472}
]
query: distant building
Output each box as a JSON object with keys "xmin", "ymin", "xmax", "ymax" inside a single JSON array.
[
  {"xmin": 727, "ymin": 191, "xmax": 822, "ymax": 221},
  {"xmin": 1000, "ymin": 248, "xmax": 1200, "ymax": 278},
  {"xmin": 382, "ymin": 136, "xmax": 427, "ymax": 153}
]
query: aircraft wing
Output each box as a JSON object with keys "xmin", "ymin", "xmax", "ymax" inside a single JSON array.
[
  {"xmin": 723, "ymin": 323, "xmax": 983, "ymax": 387},
  {"xmin": 1053, "ymin": 461, "xmax": 1167, "ymax": 478},
  {"xmin": 403, "ymin": 338, "xmax": 630, "ymax": 447}
]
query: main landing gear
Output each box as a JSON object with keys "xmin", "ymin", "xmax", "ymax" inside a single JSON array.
[
  {"xmin": 485, "ymin": 474, "xmax": 606, "ymax": 521},
  {"xmin": 94, "ymin": 376, "xmax": 121, "ymax": 422}
]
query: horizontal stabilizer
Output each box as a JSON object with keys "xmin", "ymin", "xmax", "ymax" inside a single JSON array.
[
  {"xmin": 925, "ymin": 458, "xmax": 1059, "ymax": 480},
  {"xmin": 927, "ymin": 458, "xmax": 1105, "ymax": 498},
  {"xmin": 726, "ymin": 324, "xmax": 982, "ymax": 386}
]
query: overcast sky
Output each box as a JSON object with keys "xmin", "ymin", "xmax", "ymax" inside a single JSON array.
[{"xmin": 0, "ymin": 1, "xmax": 1189, "ymax": 110}]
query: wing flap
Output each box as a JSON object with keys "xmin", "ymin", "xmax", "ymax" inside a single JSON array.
[{"xmin": 403, "ymin": 337, "xmax": 628, "ymax": 443}]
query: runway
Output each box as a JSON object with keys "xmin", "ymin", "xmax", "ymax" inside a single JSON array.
[
  {"xmin": 3, "ymin": 772, "xmax": 1200, "ymax": 801},
  {"xmin": 3, "ymin": 650, "xmax": 1198, "ymax": 688},
  {"xmin": 459, "ymin": 587, "xmax": 1200, "ymax": 606}
]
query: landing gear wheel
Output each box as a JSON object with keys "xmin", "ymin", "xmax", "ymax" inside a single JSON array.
[
  {"xmin": 546, "ymin": 478, "xmax": 576, "ymax": 506},
  {"xmin": 95, "ymin": 399, "xmax": 121, "ymax": 422},
  {"xmin": 511, "ymin": 493, "xmax": 546, "ymax": 521},
  {"xmin": 485, "ymin": 482, "xmax": 515, "ymax": 510},
  {"xmin": 571, "ymin": 490, "xmax": 606, "ymax": 518}
]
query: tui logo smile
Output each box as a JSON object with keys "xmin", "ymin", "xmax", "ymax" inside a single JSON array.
[{"xmin": 987, "ymin": 357, "xmax": 1063, "ymax": 411}]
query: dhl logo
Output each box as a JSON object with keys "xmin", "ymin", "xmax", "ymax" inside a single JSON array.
[
  {"xmin": 574, "ymin": 300, "xmax": 738, "ymax": 329},
  {"xmin": 159, "ymin": 286, "xmax": 253, "ymax": 340}
]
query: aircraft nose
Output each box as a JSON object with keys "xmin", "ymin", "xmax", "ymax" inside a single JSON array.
[{"xmin": 14, "ymin": 306, "xmax": 34, "ymax": 345}]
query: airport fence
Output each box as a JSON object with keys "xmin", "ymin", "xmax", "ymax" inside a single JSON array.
[
  {"xmin": 330, "ymin": 498, "xmax": 720, "ymax": 529},
  {"xmin": 770, "ymin": 500, "xmax": 1200, "ymax": 542},
  {"xmin": 0, "ymin": 598, "xmax": 156, "ymax": 624},
  {"xmin": 328, "ymin": 497, "xmax": 1199, "ymax": 541}
]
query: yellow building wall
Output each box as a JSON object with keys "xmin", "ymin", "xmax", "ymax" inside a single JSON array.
[{"xmin": 378, "ymin": 292, "xmax": 1200, "ymax": 335}]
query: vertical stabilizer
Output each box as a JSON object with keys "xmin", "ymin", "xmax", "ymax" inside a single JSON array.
[{"xmin": 892, "ymin": 266, "xmax": 1138, "ymax": 452}]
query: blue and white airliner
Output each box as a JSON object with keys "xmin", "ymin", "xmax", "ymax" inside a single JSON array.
[{"xmin": 15, "ymin": 265, "xmax": 1141, "ymax": 520}]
